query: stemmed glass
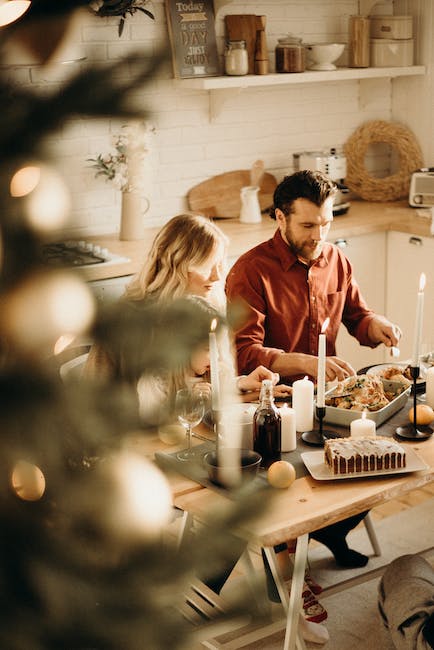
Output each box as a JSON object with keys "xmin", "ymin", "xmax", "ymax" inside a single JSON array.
[{"xmin": 175, "ymin": 388, "xmax": 205, "ymax": 461}]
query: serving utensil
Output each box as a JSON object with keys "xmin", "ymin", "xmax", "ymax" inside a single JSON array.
[{"xmin": 250, "ymin": 159, "xmax": 264, "ymax": 187}]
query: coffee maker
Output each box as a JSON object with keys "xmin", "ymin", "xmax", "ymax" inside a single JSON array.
[{"xmin": 293, "ymin": 148, "xmax": 350, "ymax": 215}]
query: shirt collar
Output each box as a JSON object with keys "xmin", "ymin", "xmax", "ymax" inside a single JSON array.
[{"xmin": 272, "ymin": 229, "xmax": 329, "ymax": 270}]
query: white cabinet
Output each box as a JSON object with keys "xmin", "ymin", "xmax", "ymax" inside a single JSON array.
[
  {"xmin": 88, "ymin": 275, "xmax": 132, "ymax": 302},
  {"xmin": 386, "ymin": 231, "xmax": 434, "ymax": 361},
  {"xmin": 333, "ymin": 232, "xmax": 387, "ymax": 371}
]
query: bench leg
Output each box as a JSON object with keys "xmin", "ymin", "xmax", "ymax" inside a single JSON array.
[{"xmin": 364, "ymin": 512, "xmax": 381, "ymax": 556}]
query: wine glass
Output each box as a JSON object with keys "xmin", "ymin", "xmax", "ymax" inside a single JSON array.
[{"xmin": 175, "ymin": 388, "xmax": 205, "ymax": 461}]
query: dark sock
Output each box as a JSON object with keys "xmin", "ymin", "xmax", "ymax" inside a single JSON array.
[
  {"xmin": 310, "ymin": 531, "xmax": 369, "ymax": 569},
  {"xmin": 334, "ymin": 547, "xmax": 369, "ymax": 568}
]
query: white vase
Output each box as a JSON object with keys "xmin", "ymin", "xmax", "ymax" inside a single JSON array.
[{"xmin": 119, "ymin": 192, "xmax": 144, "ymax": 241}]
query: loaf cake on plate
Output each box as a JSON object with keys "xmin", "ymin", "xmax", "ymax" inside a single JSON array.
[{"xmin": 324, "ymin": 436, "xmax": 406, "ymax": 474}]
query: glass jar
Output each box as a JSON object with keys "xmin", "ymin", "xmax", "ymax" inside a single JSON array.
[
  {"xmin": 275, "ymin": 35, "xmax": 305, "ymax": 73},
  {"xmin": 224, "ymin": 40, "xmax": 248, "ymax": 76}
]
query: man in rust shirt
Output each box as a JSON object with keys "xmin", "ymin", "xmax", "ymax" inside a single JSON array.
[
  {"xmin": 226, "ymin": 170, "xmax": 402, "ymax": 573},
  {"xmin": 225, "ymin": 170, "xmax": 401, "ymax": 385}
]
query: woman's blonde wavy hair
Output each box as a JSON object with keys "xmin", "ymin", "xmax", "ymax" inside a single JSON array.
[{"xmin": 124, "ymin": 213, "xmax": 228, "ymax": 304}]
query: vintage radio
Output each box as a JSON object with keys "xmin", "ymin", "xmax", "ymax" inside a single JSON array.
[{"xmin": 409, "ymin": 169, "xmax": 434, "ymax": 207}]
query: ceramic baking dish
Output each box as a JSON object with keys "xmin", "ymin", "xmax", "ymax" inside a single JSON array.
[{"xmin": 319, "ymin": 381, "xmax": 411, "ymax": 427}]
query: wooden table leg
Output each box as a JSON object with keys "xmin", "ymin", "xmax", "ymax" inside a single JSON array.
[
  {"xmin": 263, "ymin": 533, "xmax": 308, "ymax": 650},
  {"xmin": 176, "ymin": 510, "xmax": 194, "ymax": 550},
  {"xmin": 283, "ymin": 533, "xmax": 309, "ymax": 650}
]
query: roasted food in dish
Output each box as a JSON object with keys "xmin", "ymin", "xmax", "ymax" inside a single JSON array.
[
  {"xmin": 375, "ymin": 365, "xmax": 412, "ymax": 387},
  {"xmin": 325, "ymin": 375, "xmax": 391, "ymax": 411}
]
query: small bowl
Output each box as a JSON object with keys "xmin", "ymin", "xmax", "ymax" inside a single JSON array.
[
  {"xmin": 306, "ymin": 42, "xmax": 345, "ymax": 71},
  {"xmin": 203, "ymin": 449, "xmax": 261, "ymax": 487}
]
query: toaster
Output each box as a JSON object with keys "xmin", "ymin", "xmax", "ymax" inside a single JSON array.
[{"xmin": 409, "ymin": 169, "xmax": 434, "ymax": 207}]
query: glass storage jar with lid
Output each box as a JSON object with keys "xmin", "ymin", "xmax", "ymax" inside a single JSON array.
[
  {"xmin": 224, "ymin": 39, "xmax": 249, "ymax": 76},
  {"xmin": 275, "ymin": 35, "xmax": 305, "ymax": 73}
]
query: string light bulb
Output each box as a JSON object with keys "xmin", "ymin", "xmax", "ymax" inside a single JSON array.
[
  {"xmin": 0, "ymin": 1, "xmax": 31, "ymax": 28},
  {"xmin": 10, "ymin": 163, "xmax": 71, "ymax": 232}
]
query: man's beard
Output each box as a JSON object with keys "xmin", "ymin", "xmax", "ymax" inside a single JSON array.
[{"xmin": 286, "ymin": 226, "xmax": 323, "ymax": 262}]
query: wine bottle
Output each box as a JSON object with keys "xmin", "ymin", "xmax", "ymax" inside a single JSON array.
[{"xmin": 253, "ymin": 379, "xmax": 281, "ymax": 468}]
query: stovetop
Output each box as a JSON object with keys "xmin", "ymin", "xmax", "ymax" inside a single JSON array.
[{"xmin": 41, "ymin": 241, "xmax": 130, "ymax": 268}]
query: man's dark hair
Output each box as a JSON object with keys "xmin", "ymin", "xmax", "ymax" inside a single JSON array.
[{"xmin": 269, "ymin": 170, "xmax": 337, "ymax": 219}]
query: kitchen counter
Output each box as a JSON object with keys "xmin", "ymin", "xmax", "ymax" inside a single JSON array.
[{"xmin": 80, "ymin": 200, "xmax": 432, "ymax": 282}]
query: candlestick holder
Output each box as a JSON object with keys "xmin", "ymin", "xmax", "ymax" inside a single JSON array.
[
  {"xmin": 212, "ymin": 409, "xmax": 222, "ymax": 449},
  {"xmin": 395, "ymin": 366, "xmax": 433, "ymax": 441},
  {"xmin": 302, "ymin": 406, "xmax": 341, "ymax": 446}
]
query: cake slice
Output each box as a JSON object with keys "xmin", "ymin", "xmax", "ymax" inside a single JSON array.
[{"xmin": 324, "ymin": 436, "xmax": 406, "ymax": 474}]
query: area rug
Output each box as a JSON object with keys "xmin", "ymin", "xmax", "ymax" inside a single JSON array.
[{"xmin": 226, "ymin": 499, "xmax": 434, "ymax": 650}]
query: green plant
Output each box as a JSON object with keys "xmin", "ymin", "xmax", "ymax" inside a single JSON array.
[{"xmin": 89, "ymin": 0, "xmax": 154, "ymax": 36}]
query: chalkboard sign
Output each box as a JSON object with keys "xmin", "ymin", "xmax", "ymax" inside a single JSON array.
[{"xmin": 165, "ymin": 0, "xmax": 220, "ymax": 79}]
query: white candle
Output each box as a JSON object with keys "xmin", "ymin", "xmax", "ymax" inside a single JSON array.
[
  {"xmin": 350, "ymin": 411, "xmax": 376, "ymax": 438},
  {"xmin": 292, "ymin": 376, "xmax": 314, "ymax": 432},
  {"xmin": 317, "ymin": 317, "xmax": 330, "ymax": 408},
  {"xmin": 412, "ymin": 273, "xmax": 426, "ymax": 366},
  {"xmin": 279, "ymin": 403, "xmax": 297, "ymax": 452},
  {"xmin": 209, "ymin": 319, "xmax": 220, "ymax": 411},
  {"xmin": 426, "ymin": 367, "xmax": 434, "ymax": 408}
]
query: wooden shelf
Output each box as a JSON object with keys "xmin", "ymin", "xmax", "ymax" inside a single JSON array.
[{"xmin": 174, "ymin": 65, "xmax": 425, "ymax": 90}]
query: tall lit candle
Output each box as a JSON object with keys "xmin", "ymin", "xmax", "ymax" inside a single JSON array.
[
  {"xmin": 292, "ymin": 376, "xmax": 314, "ymax": 432},
  {"xmin": 317, "ymin": 317, "xmax": 330, "ymax": 408},
  {"xmin": 412, "ymin": 273, "xmax": 426, "ymax": 366},
  {"xmin": 209, "ymin": 318, "xmax": 220, "ymax": 411},
  {"xmin": 350, "ymin": 410, "xmax": 376, "ymax": 438}
]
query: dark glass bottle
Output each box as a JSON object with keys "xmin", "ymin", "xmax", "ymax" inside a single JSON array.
[{"xmin": 253, "ymin": 379, "xmax": 281, "ymax": 468}]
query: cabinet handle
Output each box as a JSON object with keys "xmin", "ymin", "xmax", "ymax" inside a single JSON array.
[
  {"xmin": 334, "ymin": 238, "xmax": 348, "ymax": 249},
  {"xmin": 409, "ymin": 236, "xmax": 423, "ymax": 246}
]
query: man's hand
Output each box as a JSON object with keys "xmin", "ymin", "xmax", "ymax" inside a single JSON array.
[
  {"xmin": 324, "ymin": 356, "xmax": 356, "ymax": 382},
  {"xmin": 368, "ymin": 315, "xmax": 402, "ymax": 348},
  {"xmin": 271, "ymin": 353, "xmax": 355, "ymax": 382}
]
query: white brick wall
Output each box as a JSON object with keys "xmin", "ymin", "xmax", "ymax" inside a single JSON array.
[{"xmin": 9, "ymin": 0, "xmax": 431, "ymax": 236}]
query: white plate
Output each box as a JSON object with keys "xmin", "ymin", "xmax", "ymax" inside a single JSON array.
[
  {"xmin": 366, "ymin": 363, "xmax": 426, "ymax": 383},
  {"xmin": 301, "ymin": 447, "xmax": 428, "ymax": 481}
]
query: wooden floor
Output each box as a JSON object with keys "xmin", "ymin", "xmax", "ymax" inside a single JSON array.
[{"xmin": 368, "ymin": 481, "xmax": 434, "ymax": 521}]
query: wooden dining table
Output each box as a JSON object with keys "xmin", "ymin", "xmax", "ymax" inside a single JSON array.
[{"xmin": 165, "ymin": 399, "xmax": 434, "ymax": 650}]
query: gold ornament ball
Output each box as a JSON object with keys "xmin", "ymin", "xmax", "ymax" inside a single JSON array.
[
  {"xmin": 11, "ymin": 460, "xmax": 46, "ymax": 501},
  {"xmin": 267, "ymin": 460, "xmax": 296, "ymax": 489},
  {"xmin": 408, "ymin": 404, "xmax": 434, "ymax": 425}
]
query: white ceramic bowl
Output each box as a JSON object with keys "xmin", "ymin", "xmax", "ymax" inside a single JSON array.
[{"xmin": 306, "ymin": 42, "xmax": 345, "ymax": 71}]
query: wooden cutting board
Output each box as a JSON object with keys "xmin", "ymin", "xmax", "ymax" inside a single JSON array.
[
  {"xmin": 225, "ymin": 14, "xmax": 266, "ymax": 74},
  {"xmin": 187, "ymin": 170, "xmax": 277, "ymax": 219}
]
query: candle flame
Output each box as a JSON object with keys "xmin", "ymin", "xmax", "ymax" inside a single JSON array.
[
  {"xmin": 361, "ymin": 410, "xmax": 367, "ymax": 420},
  {"xmin": 321, "ymin": 317, "xmax": 330, "ymax": 334},
  {"xmin": 303, "ymin": 375, "xmax": 308, "ymax": 381},
  {"xmin": 419, "ymin": 273, "xmax": 426, "ymax": 292},
  {"xmin": 210, "ymin": 317, "xmax": 217, "ymax": 333}
]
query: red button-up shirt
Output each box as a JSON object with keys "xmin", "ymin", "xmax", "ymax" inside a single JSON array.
[{"xmin": 225, "ymin": 229, "xmax": 376, "ymax": 383}]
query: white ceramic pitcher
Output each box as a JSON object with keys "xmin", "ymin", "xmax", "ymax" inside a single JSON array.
[{"xmin": 239, "ymin": 185, "xmax": 262, "ymax": 224}]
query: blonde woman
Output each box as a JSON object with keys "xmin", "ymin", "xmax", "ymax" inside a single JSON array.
[{"xmin": 86, "ymin": 214, "xmax": 291, "ymax": 399}]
